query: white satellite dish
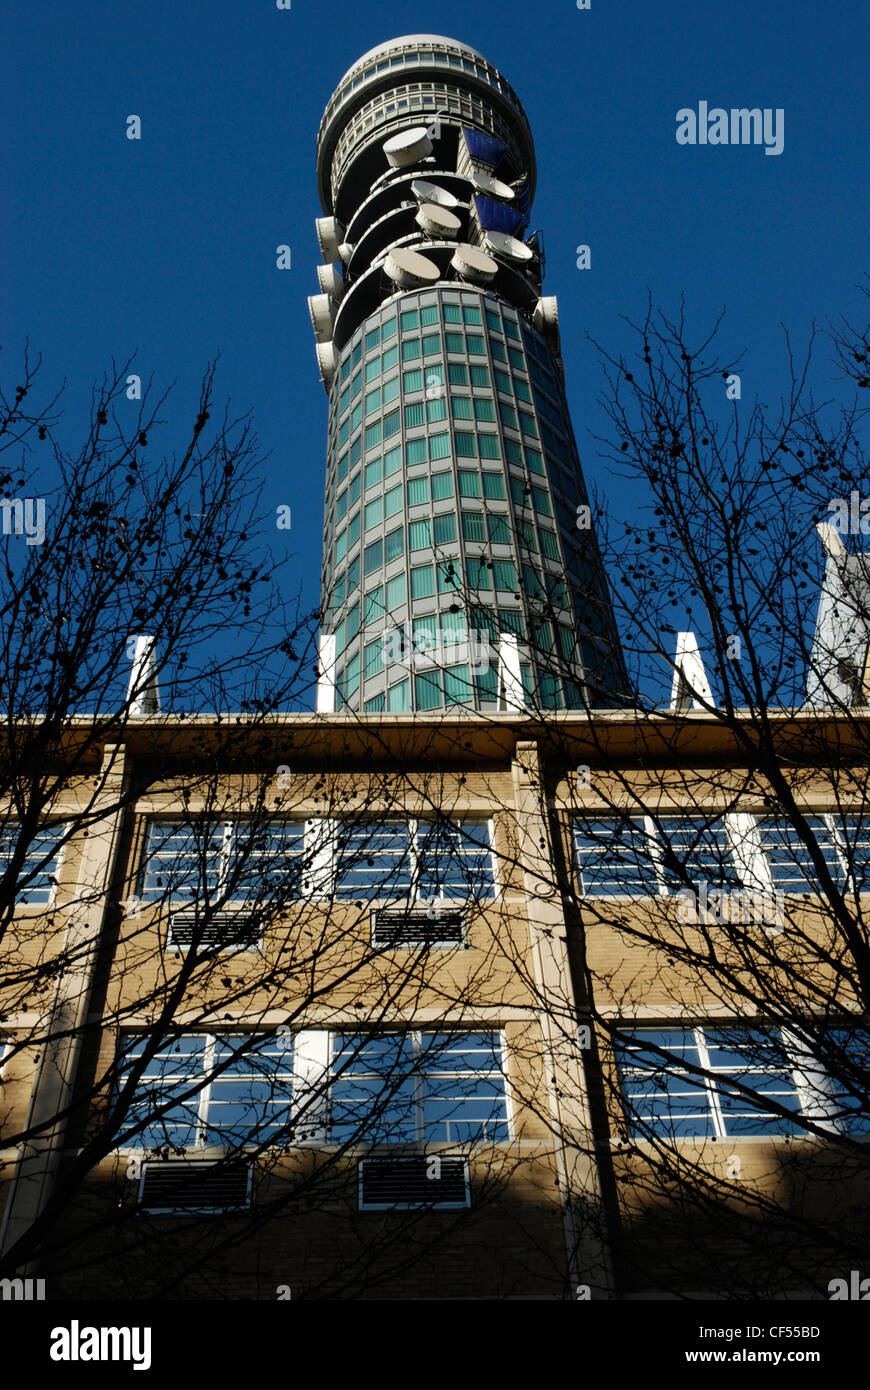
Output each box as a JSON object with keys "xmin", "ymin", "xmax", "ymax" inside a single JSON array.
[
  {"xmin": 414, "ymin": 202, "xmax": 462, "ymax": 237},
  {"xmin": 411, "ymin": 179, "xmax": 460, "ymax": 209},
  {"xmin": 316, "ymin": 263, "xmax": 345, "ymax": 300},
  {"xmin": 383, "ymin": 127, "xmax": 433, "ymax": 168},
  {"xmin": 337, "ymin": 242, "xmax": 354, "ymax": 264},
  {"xmin": 384, "ymin": 247, "xmax": 441, "ymax": 289},
  {"xmin": 315, "ymin": 216, "xmax": 345, "ymax": 263},
  {"xmin": 484, "ymin": 229, "xmax": 534, "ymax": 263},
  {"xmin": 316, "ymin": 341, "xmax": 338, "ymax": 381},
  {"xmin": 532, "ymin": 296, "xmax": 560, "ymax": 349},
  {"xmin": 451, "ymin": 243, "xmax": 498, "ymax": 284},
  {"xmin": 471, "ymin": 168, "xmax": 515, "ymax": 200},
  {"xmin": 308, "ymin": 294, "xmax": 336, "ymax": 343}
]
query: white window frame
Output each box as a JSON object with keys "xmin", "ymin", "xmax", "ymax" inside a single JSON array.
[
  {"xmin": 323, "ymin": 816, "xmax": 497, "ymax": 906},
  {"xmin": 116, "ymin": 1031, "xmax": 298, "ymax": 1152},
  {"xmin": 327, "ymin": 1028, "xmax": 512, "ymax": 1147},
  {"xmin": 140, "ymin": 817, "xmax": 307, "ymax": 908},
  {"xmin": 618, "ymin": 1024, "xmax": 854, "ymax": 1141},
  {"xmin": 0, "ymin": 820, "xmax": 69, "ymax": 908},
  {"xmin": 141, "ymin": 816, "xmax": 497, "ymax": 909}
]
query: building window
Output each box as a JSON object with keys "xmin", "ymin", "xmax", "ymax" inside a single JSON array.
[
  {"xmin": 448, "ymin": 362, "xmax": 468, "ymax": 385},
  {"xmin": 330, "ymin": 1031, "xmax": 508, "ymax": 1143},
  {"xmin": 384, "ymin": 484, "xmax": 403, "ymax": 519},
  {"xmin": 405, "ymin": 438, "xmax": 428, "ymax": 467},
  {"xmin": 756, "ymin": 816, "xmax": 870, "ymax": 893},
  {"xmin": 415, "ymin": 670, "xmax": 442, "ymax": 709},
  {"xmin": 433, "ymin": 512, "xmax": 457, "ymax": 545},
  {"xmin": 334, "ymin": 818, "xmax": 494, "ymax": 901},
  {"xmin": 432, "ymin": 471, "xmax": 454, "ymax": 501},
  {"xmin": 387, "ymin": 678, "xmax": 410, "ymax": 711},
  {"xmin": 461, "ymin": 511, "xmax": 485, "ymax": 542},
  {"xmin": 492, "ymin": 561, "xmax": 518, "ymax": 591},
  {"xmin": 140, "ymin": 821, "xmax": 305, "ymax": 904},
  {"xmin": 407, "ymin": 476, "xmax": 430, "ymax": 507},
  {"xmin": 615, "ymin": 1027, "xmax": 807, "ymax": 1139},
  {"xmin": 0, "ymin": 822, "xmax": 68, "ymax": 904},
  {"xmin": 452, "ymin": 395, "xmax": 473, "ymax": 420},
  {"xmin": 118, "ymin": 1032, "xmax": 296, "ymax": 1148},
  {"xmin": 454, "ymin": 431, "xmax": 476, "ymax": 457},
  {"xmin": 363, "ymin": 639, "xmax": 383, "ymax": 680},
  {"xmin": 573, "ymin": 816, "xmax": 738, "ymax": 898},
  {"xmin": 363, "ymin": 540, "xmax": 382, "ymax": 576},
  {"xmin": 410, "ymin": 564, "xmax": 435, "ymax": 599},
  {"xmin": 385, "ymin": 573, "xmax": 406, "ymax": 610},
  {"xmin": 409, "ymin": 519, "xmax": 432, "ymax": 551},
  {"xmin": 385, "ymin": 526, "xmax": 404, "ymax": 562}
]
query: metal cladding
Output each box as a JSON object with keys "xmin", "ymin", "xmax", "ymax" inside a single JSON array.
[{"xmin": 310, "ymin": 36, "xmax": 625, "ymax": 713}]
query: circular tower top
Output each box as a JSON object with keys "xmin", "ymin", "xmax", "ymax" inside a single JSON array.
[{"xmin": 316, "ymin": 34, "xmax": 536, "ymax": 220}]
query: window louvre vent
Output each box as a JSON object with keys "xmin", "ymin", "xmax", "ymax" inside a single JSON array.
[
  {"xmin": 138, "ymin": 1161, "xmax": 251, "ymax": 1214},
  {"xmin": 358, "ymin": 1156, "xmax": 470, "ymax": 1209},
  {"xmin": 370, "ymin": 907, "xmax": 465, "ymax": 947},
  {"xmin": 168, "ymin": 911, "xmax": 262, "ymax": 951}
]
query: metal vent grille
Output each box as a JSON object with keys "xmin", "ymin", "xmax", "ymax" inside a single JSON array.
[
  {"xmin": 358, "ymin": 1157, "xmax": 470, "ymax": 1209},
  {"xmin": 168, "ymin": 911, "xmax": 262, "ymax": 951},
  {"xmin": 138, "ymin": 1161, "xmax": 251, "ymax": 1214},
  {"xmin": 370, "ymin": 908, "xmax": 465, "ymax": 948}
]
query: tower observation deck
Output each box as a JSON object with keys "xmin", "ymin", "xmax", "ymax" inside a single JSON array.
[{"xmin": 310, "ymin": 35, "xmax": 624, "ymax": 713}]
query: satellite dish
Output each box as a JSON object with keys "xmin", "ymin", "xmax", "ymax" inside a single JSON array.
[
  {"xmin": 383, "ymin": 127, "xmax": 433, "ymax": 168},
  {"xmin": 308, "ymin": 294, "xmax": 336, "ymax": 343},
  {"xmin": 337, "ymin": 242, "xmax": 354, "ymax": 264},
  {"xmin": 315, "ymin": 216, "xmax": 345, "ymax": 263},
  {"xmin": 451, "ymin": 243, "xmax": 498, "ymax": 284},
  {"xmin": 484, "ymin": 230, "xmax": 534, "ymax": 263},
  {"xmin": 533, "ymin": 296, "xmax": 560, "ymax": 350},
  {"xmin": 316, "ymin": 341, "xmax": 338, "ymax": 382},
  {"xmin": 316, "ymin": 263, "xmax": 345, "ymax": 300},
  {"xmin": 415, "ymin": 202, "xmax": 462, "ymax": 237},
  {"xmin": 383, "ymin": 247, "xmax": 441, "ymax": 289},
  {"xmin": 411, "ymin": 179, "xmax": 460, "ymax": 209},
  {"xmin": 471, "ymin": 168, "xmax": 515, "ymax": 200}
]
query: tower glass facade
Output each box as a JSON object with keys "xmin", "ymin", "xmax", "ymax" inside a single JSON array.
[{"xmin": 312, "ymin": 35, "xmax": 623, "ymax": 712}]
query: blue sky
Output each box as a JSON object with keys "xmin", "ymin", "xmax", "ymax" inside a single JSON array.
[{"xmin": 3, "ymin": 0, "xmax": 868, "ymax": 703}]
